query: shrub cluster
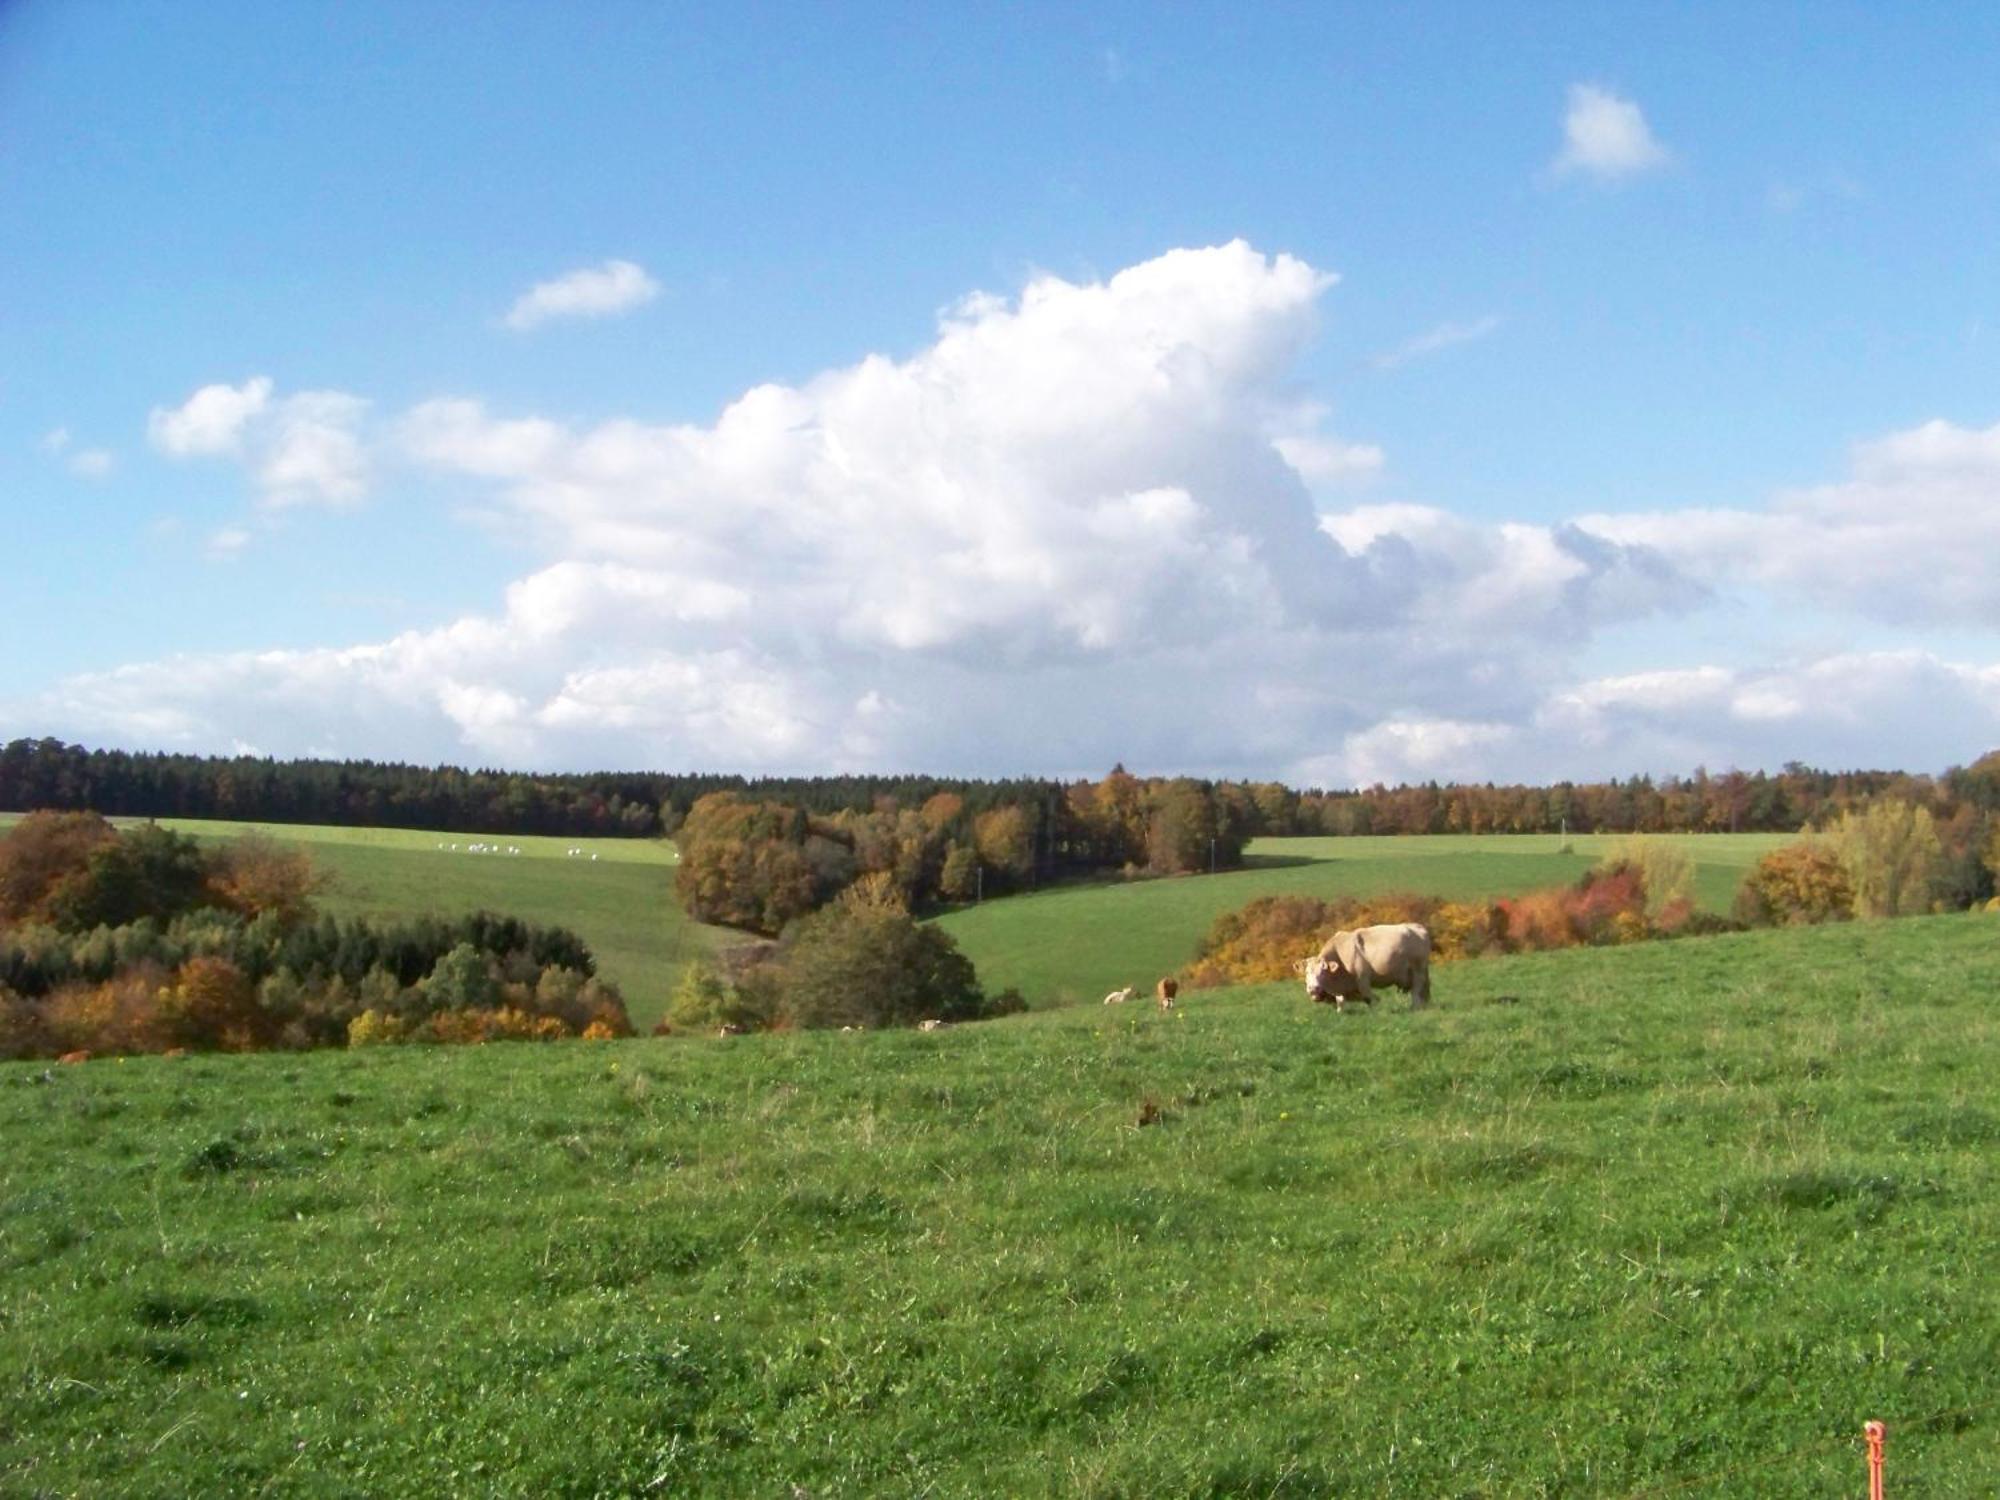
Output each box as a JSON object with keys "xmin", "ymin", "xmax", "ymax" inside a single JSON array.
[
  {"xmin": 1733, "ymin": 799, "xmax": 1981, "ymax": 926},
  {"xmin": 1182, "ymin": 861, "xmax": 1729, "ymax": 990},
  {"xmin": 0, "ymin": 813, "xmax": 629, "ymax": 1058}
]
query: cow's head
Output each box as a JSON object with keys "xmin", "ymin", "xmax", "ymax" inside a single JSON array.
[{"xmin": 1300, "ymin": 954, "xmax": 1357, "ymax": 1005}]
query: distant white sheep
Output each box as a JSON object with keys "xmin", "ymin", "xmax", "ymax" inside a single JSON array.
[{"xmin": 1103, "ymin": 986, "xmax": 1136, "ymax": 1005}]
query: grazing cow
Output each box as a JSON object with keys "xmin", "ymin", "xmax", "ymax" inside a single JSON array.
[
  {"xmin": 58, "ymin": 1050, "xmax": 91, "ymax": 1064},
  {"xmin": 1297, "ymin": 923, "xmax": 1431, "ymax": 1011},
  {"xmin": 1103, "ymin": 986, "xmax": 1136, "ymax": 1006},
  {"xmin": 1156, "ymin": 977, "xmax": 1179, "ymax": 1010},
  {"xmin": 918, "ymin": 1019, "xmax": 949, "ymax": 1032}
]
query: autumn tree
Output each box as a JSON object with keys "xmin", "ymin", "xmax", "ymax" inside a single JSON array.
[
  {"xmin": 0, "ymin": 811, "xmax": 117, "ymax": 926},
  {"xmin": 209, "ymin": 833, "xmax": 326, "ymax": 928},
  {"xmin": 973, "ymin": 806, "xmax": 1035, "ymax": 887},
  {"xmin": 1733, "ymin": 842, "xmax": 1854, "ymax": 926},
  {"xmin": 45, "ymin": 823, "xmax": 213, "ymax": 932},
  {"xmin": 1831, "ymin": 800, "xmax": 1944, "ymax": 917},
  {"xmin": 938, "ymin": 843, "xmax": 980, "ymax": 902}
]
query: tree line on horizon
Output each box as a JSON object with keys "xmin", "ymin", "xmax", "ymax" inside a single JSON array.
[{"xmin": 5, "ymin": 735, "xmax": 1999, "ymax": 847}]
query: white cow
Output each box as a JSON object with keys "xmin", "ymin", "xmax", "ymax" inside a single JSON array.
[
  {"xmin": 1297, "ymin": 923, "xmax": 1432, "ymax": 1011},
  {"xmin": 1103, "ymin": 986, "xmax": 1136, "ymax": 1005}
]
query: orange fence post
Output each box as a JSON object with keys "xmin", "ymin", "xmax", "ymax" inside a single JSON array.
[{"xmin": 1864, "ymin": 1420, "xmax": 1885, "ymax": 1500}]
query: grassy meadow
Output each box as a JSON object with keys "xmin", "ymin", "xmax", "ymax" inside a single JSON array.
[
  {"xmin": 938, "ymin": 831, "xmax": 1788, "ymax": 1006},
  {"xmin": 3, "ymin": 913, "xmax": 1995, "ymax": 1495},
  {"xmin": 0, "ymin": 814, "xmax": 721, "ymax": 1030}
]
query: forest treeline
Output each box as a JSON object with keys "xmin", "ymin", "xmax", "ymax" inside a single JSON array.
[
  {"xmin": 674, "ymin": 770, "xmax": 1248, "ymax": 933},
  {"xmin": 0, "ymin": 812, "xmax": 632, "ymax": 1059},
  {"xmin": 10, "ymin": 737, "xmax": 2000, "ymax": 846}
]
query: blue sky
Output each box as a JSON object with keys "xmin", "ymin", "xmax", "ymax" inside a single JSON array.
[{"xmin": 5, "ymin": 2, "xmax": 2000, "ymax": 782}]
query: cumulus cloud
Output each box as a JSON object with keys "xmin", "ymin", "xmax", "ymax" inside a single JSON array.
[
  {"xmin": 1318, "ymin": 503, "xmax": 1704, "ymax": 645},
  {"xmin": 149, "ymin": 377, "xmax": 369, "ymax": 508},
  {"xmin": 503, "ymin": 259, "xmax": 660, "ymax": 331},
  {"xmin": 149, "ymin": 377, "xmax": 273, "ymax": 456},
  {"xmin": 414, "ymin": 240, "xmax": 1354, "ymax": 663},
  {"xmin": 1536, "ymin": 653, "xmax": 2000, "ymax": 781},
  {"xmin": 1580, "ymin": 417, "xmax": 2000, "ymax": 628},
  {"xmin": 1552, "ymin": 84, "xmax": 1670, "ymax": 180},
  {"xmin": 22, "ymin": 244, "xmax": 2000, "ymax": 784},
  {"xmin": 33, "ymin": 244, "xmax": 1398, "ymax": 769}
]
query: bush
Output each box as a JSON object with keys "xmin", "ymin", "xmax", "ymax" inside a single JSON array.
[
  {"xmin": 347, "ymin": 1008, "xmax": 411, "ymax": 1046},
  {"xmin": 43, "ymin": 971, "xmax": 167, "ymax": 1056},
  {"xmin": 1599, "ymin": 837, "xmax": 1695, "ymax": 920},
  {"xmin": 0, "ymin": 984, "xmax": 48, "ymax": 1060},
  {"xmin": 155, "ymin": 956, "xmax": 267, "ymax": 1052},
  {"xmin": 1428, "ymin": 900, "xmax": 1506, "ymax": 961},
  {"xmin": 1734, "ymin": 842, "xmax": 1854, "ymax": 927},
  {"xmin": 665, "ymin": 962, "xmax": 768, "ymax": 1033},
  {"xmin": 766, "ymin": 899, "xmax": 988, "ymax": 1030},
  {"xmin": 1184, "ymin": 893, "xmax": 1442, "ymax": 988}
]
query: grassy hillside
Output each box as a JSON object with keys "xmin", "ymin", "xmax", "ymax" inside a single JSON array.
[
  {"xmin": 939, "ymin": 831, "xmax": 1786, "ymax": 1005},
  {"xmin": 0, "ymin": 814, "xmax": 719, "ymax": 1028},
  {"xmin": 4, "ymin": 914, "xmax": 1994, "ymax": 1496}
]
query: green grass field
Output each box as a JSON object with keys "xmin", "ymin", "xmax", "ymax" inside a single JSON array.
[
  {"xmin": 0, "ymin": 814, "xmax": 721, "ymax": 1029},
  {"xmin": 938, "ymin": 831, "xmax": 1788, "ymax": 1006},
  {"xmin": 4, "ymin": 913, "xmax": 1994, "ymax": 1495}
]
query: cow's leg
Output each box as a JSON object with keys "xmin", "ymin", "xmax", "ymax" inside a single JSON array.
[{"xmin": 1410, "ymin": 962, "xmax": 1429, "ymax": 1010}]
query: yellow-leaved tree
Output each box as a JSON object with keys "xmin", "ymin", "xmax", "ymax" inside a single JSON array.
[{"xmin": 1831, "ymin": 800, "xmax": 1944, "ymax": 917}]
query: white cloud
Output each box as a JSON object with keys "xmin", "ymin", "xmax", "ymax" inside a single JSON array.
[
  {"xmin": 1537, "ymin": 652, "xmax": 2000, "ymax": 780},
  {"xmin": 1580, "ymin": 417, "xmax": 2000, "ymax": 628},
  {"xmin": 22, "ymin": 245, "xmax": 2000, "ymax": 785},
  {"xmin": 1293, "ymin": 717, "xmax": 1521, "ymax": 789},
  {"xmin": 1552, "ymin": 84, "xmax": 1670, "ymax": 181},
  {"xmin": 256, "ymin": 390, "xmax": 370, "ymax": 507},
  {"xmin": 149, "ymin": 377, "xmax": 273, "ymax": 456},
  {"xmin": 1272, "ymin": 434, "xmax": 1384, "ymax": 486},
  {"xmin": 205, "ymin": 526, "xmax": 252, "ymax": 560},
  {"xmin": 503, "ymin": 259, "xmax": 661, "ymax": 331},
  {"xmin": 149, "ymin": 377, "xmax": 369, "ymax": 508},
  {"xmin": 41, "ymin": 427, "xmax": 114, "ymax": 477},
  {"xmin": 1373, "ymin": 314, "xmax": 1503, "ymax": 369},
  {"xmin": 1317, "ymin": 503, "xmax": 1703, "ymax": 645},
  {"xmin": 415, "ymin": 240, "xmax": 1351, "ymax": 663}
]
